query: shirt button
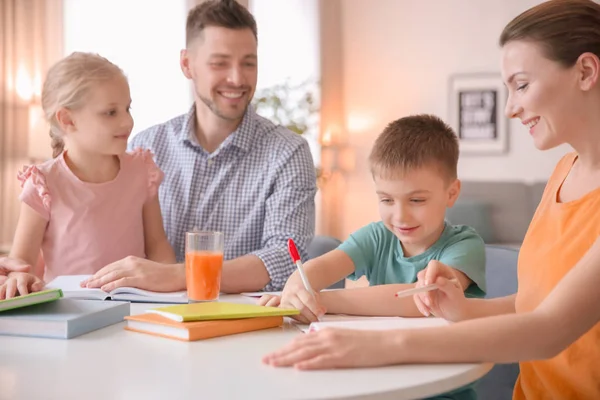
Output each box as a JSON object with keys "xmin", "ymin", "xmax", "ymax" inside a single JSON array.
[{"xmin": 207, "ymin": 159, "xmax": 214, "ymax": 166}]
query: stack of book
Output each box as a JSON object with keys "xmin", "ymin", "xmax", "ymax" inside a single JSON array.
[
  {"xmin": 0, "ymin": 289, "xmax": 130, "ymax": 339},
  {"xmin": 125, "ymin": 302, "xmax": 300, "ymax": 341}
]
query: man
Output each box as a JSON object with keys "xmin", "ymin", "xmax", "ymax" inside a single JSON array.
[{"xmin": 0, "ymin": 0, "xmax": 316, "ymax": 293}]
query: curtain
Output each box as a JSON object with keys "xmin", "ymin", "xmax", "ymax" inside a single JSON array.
[{"xmin": 0, "ymin": 0, "xmax": 63, "ymax": 250}]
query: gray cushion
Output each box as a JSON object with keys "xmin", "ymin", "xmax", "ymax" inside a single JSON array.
[
  {"xmin": 459, "ymin": 182, "xmax": 535, "ymax": 243},
  {"xmin": 446, "ymin": 200, "xmax": 495, "ymax": 243},
  {"xmin": 475, "ymin": 245, "xmax": 520, "ymax": 400},
  {"xmin": 307, "ymin": 236, "xmax": 344, "ymax": 289},
  {"xmin": 484, "ymin": 245, "xmax": 519, "ymax": 298},
  {"xmin": 307, "ymin": 236, "xmax": 341, "ymax": 260}
]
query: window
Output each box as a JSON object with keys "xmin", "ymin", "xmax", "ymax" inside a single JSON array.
[
  {"xmin": 63, "ymin": 0, "xmax": 192, "ymax": 137},
  {"xmin": 249, "ymin": 0, "xmax": 321, "ymax": 163}
]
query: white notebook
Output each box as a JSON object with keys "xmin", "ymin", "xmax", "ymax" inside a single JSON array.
[
  {"xmin": 301, "ymin": 315, "xmax": 449, "ymax": 333},
  {"xmin": 240, "ymin": 288, "xmax": 342, "ymax": 298},
  {"xmin": 46, "ymin": 275, "xmax": 188, "ymax": 304}
]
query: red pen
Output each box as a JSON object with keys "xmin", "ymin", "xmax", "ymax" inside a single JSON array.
[
  {"xmin": 287, "ymin": 239, "xmax": 321, "ymax": 321},
  {"xmin": 287, "ymin": 239, "xmax": 315, "ymax": 294}
]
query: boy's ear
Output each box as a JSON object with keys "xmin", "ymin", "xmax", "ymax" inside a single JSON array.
[
  {"xmin": 55, "ymin": 108, "xmax": 75, "ymax": 133},
  {"xmin": 447, "ymin": 179, "xmax": 461, "ymax": 207}
]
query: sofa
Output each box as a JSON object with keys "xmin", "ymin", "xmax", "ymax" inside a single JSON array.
[{"xmin": 446, "ymin": 181, "xmax": 547, "ymax": 246}]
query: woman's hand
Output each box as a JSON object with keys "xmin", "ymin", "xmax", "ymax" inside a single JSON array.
[{"xmin": 413, "ymin": 260, "xmax": 470, "ymax": 322}]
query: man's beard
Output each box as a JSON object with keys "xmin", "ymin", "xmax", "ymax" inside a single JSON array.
[{"xmin": 197, "ymin": 91, "xmax": 248, "ymax": 122}]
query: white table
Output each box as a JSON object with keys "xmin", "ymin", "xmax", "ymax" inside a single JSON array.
[{"xmin": 0, "ymin": 295, "xmax": 492, "ymax": 400}]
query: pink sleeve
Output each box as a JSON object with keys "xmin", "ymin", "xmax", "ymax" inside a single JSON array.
[
  {"xmin": 17, "ymin": 166, "xmax": 51, "ymax": 220},
  {"xmin": 131, "ymin": 148, "xmax": 164, "ymax": 200}
]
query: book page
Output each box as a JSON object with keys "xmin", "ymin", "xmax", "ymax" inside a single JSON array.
[
  {"xmin": 111, "ymin": 286, "xmax": 188, "ymax": 301},
  {"xmin": 45, "ymin": 275, "xmax": 108, "ymax": 300}
]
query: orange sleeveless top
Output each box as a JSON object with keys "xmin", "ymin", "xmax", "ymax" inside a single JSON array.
[{"xmin": 514, "ymin": 153, "xmax": 600, "ymax": 399}]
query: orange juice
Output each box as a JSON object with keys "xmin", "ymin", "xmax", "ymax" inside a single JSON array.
[{"xmin": 185, "ymin": 251, "xmax": 223, "ymax": 301}]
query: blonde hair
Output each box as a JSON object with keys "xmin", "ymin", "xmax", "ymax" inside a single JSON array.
[{"xmin": 41, "ymin": 52, "xmax": 126, "ymax": 158}]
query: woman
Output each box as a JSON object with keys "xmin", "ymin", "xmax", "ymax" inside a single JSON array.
[{"xmin": 263, "ymin": 1, "xmax": 600, "ymax": 399}]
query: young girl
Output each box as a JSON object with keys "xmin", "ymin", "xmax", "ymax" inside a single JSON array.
[
  {"xmin": 0, "ymin": 52, "xmax": 175, "ymax": 299},
  {"xmin": 263, "ymin": 1, "xmax": 600, "ymax": 399}
]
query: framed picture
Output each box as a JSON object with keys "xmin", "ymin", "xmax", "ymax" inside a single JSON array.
[{"xmin": 448, "ymin": 73, "xmax": 508, "ymax": 154}]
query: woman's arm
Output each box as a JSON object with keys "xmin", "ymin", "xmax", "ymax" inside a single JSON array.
[
  {"xmin": 142, "ymin": 196, "xmax": 176, "ymax": 264},
  {"xmin": 461, "ymin": 294, "xmax": 516, "ymax": 320},
  {"xmin": 401, "ymin": 237, "xmax": 600, "ymax": 363},
  {"xmin": 265, "ymin": 237, "xmax": 600, "ymax": 369},
  {"xmin": 414, "ymin": 261, "xmax": 517, "ymax": 321}
]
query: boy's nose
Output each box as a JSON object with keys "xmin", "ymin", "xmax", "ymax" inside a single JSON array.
[{"xmin": 392, "ymin": 205, "xmax": 408, "ymax": 224}]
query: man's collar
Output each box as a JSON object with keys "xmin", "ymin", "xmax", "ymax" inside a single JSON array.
[{"xmin": 180, "ymin": 104, "xmax": 256, "ymax": 153}]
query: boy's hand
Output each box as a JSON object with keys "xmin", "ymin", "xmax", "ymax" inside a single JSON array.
[
  {"xmin": 280, "ymin": 283, "xmax": 326, "ymax": 324},
  {"xmin": 257, "ymin": 294, "xmax": 282, "ymax": 307},
  {"xmin": 414, "ymin": 260, "xmax": 469, "ymax": 322},
  {"xmin": 0, "ymin": 272, "xmax": 45, "ymax": 300}
]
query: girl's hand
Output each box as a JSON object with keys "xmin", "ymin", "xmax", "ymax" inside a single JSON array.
[
  {"xmin": 0, "ymin": 256, "xmax": 31, "ymax": 276},
  {"xmin": 81, "ymin": 256, "xmax": 185, "ymax": 292},
  {"xmin": 0, "ymin": 272, "xmax": 45, "ymax": 300},
  {"xmin": 414, "ymin": 260, "xmax": 469, "ymax": 322}
]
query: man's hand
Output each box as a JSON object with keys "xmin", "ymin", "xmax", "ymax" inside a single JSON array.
[
  {"xmin": 80, "ymin": 256, "xmax": 186, "ymax": 293},
  {"xmin": 0, "ymin": 272, "xmax": 45, "ymax": 299}
]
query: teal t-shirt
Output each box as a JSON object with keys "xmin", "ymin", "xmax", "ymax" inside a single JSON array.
[
  {"xmin": 339, "ymin": 221, "xmax": 486, "ymax": 297},
  {"xmin": 338, "ymin": 221, "xmax": 486, "ymax": 400}
]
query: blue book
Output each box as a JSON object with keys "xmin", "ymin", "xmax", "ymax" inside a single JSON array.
[{"xmin": 0, "ymin": 298, "xmax": 130, "ymax": 339}]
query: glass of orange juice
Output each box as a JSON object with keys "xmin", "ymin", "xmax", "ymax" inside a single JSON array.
[{"xmin": 185, "ymin": 231, "xmax": 224, "ymax": 302}]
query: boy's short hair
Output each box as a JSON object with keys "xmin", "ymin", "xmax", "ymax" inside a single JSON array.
[
  {"xmin": 369, "ymin": 114, "xmax": 459, "ymax": 181},
  {"xmin": 186, "ymin": 0, "xmax": 257, "ymax": 46}
]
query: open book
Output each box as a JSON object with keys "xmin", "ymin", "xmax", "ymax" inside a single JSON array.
[{"xmin": 46, "ymin": 275, "xmax": 188, "ymax": 304}]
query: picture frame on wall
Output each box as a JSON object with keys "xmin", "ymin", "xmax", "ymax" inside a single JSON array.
[{"xmin": 448, "ymin": 73, "xmax": 508, "ymax": 155}]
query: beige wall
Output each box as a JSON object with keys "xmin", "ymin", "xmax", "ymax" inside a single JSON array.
[{"xmin": 335, "ymin": 0, "xmax": 570, "ymax": 238}]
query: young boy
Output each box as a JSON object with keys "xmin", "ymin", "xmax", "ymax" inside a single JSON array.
[{"xmin": 259, "ymin": 114, "xmax": 486, "ymax": 323}]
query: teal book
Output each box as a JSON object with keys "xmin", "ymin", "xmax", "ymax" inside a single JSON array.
[
  {"xmin": 0, "ymin": 288, "xmax": 63, "ymax": 313},
  {"xmin": 0, "ymin": 298, "xmax": 130, "ymax": 339}
]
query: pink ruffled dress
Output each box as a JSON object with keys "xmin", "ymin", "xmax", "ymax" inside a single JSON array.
[{"xmin": 17, "ymin": 149, "xmax": 164, "ymax": 282}]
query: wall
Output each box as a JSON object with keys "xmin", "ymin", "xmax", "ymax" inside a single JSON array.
[{"xmin": 337, "ymin": 0, "xmax": 570, "ymax": 237}]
